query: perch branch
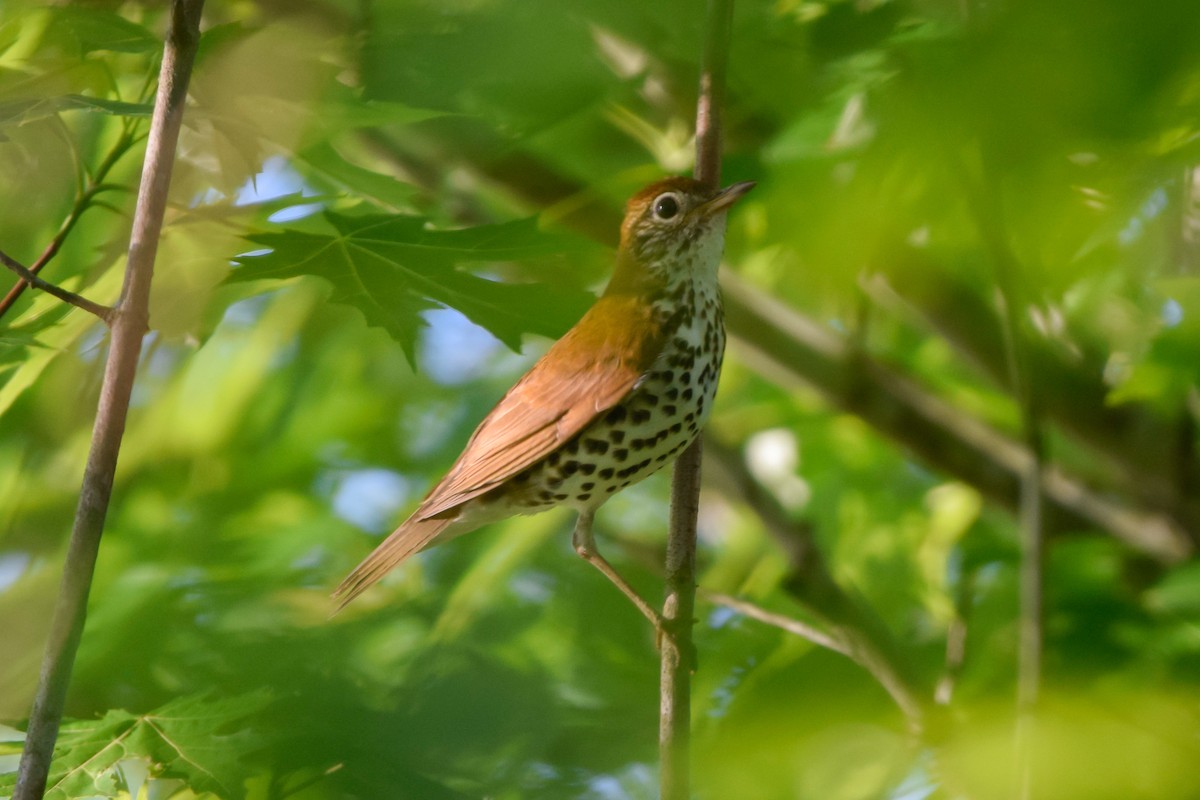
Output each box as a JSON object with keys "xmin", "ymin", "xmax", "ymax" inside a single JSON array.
[{"xmin": 661, "ymin": 2, "xmax": 734, "ymax": 798}]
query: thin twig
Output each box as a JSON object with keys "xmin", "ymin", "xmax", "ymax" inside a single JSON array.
[
  {"xmin": 0, "ymin": 249, "xmax": 113, "ymax": 321},
  {"xmin": 701, "ymin": 590, "xmax": 850, "ymax": 655},
  {"xmin": 0, "ymin": 125, "xmax": 139, "ymax": 322},
  {"xmin": 703, "ymin": 435, "xmax": 929, "ymax": 729},
  {"xmin": 660, "ymin": 2, "xmax": 735, "ymax": 798},
  {"xmin": 13, "ymin": 3, "xmax": 205, "ymax": 797},
  {"xmin": 934, "ymin": 569, "xmax": 975, "ymax": 706}
]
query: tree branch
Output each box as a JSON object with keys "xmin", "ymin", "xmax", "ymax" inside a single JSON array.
[
  {"xmin": 0, "ymin": 249, "xmax": 113, "ymax": 322},
  {"xmin": 661, "ymin": 3, "xmax": 735, "ymax": 798},
  {"xmin": 865, "ymin": 255, "xmax": 1200, "ymax": 544},
  {"xmin": 721, "ymin": 270, "xmax": 1192, "ymax": 563},
  {"xmin": 13, "ymin": 3, "xmax": 206, "ymax": 797}
]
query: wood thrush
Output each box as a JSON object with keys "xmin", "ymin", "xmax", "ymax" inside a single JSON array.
[{"xmin": 334, "ymin": 177, "xmax": 754, "ymax": 622}]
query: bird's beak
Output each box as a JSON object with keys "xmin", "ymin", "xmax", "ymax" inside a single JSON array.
[{"xmin": 697, "ymin": 180, "xmax": 756, "ymax": 217}]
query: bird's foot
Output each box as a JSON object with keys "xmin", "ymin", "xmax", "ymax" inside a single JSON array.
[{"xmin": 572, "ymin": 513, "xmax": 666, "ymax": 645}]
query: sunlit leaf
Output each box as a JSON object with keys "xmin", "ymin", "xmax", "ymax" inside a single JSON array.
[
  {"xmin": 50, "ymin": 7, "xmax": 159, "ymax": 54},
  {"xmin": 229, "ymin": 211, "xmax": 593, "ymax": 363},
  {"xmin": 0, "ymin": 94, "xmax": 151, "ymax": 127},
  {"xmin": 296, "ymin": 141, "xmax": 418, "ymax": 210},
  {"xmin": 0, "ymin": 692, "xmax": 271, "ymax": 799}
]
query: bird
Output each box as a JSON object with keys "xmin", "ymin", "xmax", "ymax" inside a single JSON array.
[{"xmin": 334, "ymin": 176, "xmax": 755, "ymax": 624}]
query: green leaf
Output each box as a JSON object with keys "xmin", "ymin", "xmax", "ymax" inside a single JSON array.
[
  {"xmin": 51, "ymin": 8, "xmax": 159, "ymax": 54},
  {"xmin": 0, "ymin": 692, "xmax": 272, "ymax": 799},
  {"xmin": 0, "ymin": 94, "xmax": 152, "ymax": 128},
  {"xmin": 1146, "ymin": 561, "xmax": 1200, "ymax": 615},
  {"xmin": 229, "ymin": 211, "xmax": 593, "ymax": 364},
  {"xmin": 58, "ymin": 94, "xmax": 152, "ymax": 117},
  {"xmin": 0, "ymin": 332, "xmax": 52, "ymax": 353},
  {"xmin": 304, "ymin": 84, "xmax": 445, "ymax": 141},
  {"xmin": 296, "ymin": 141, "xmax": 418, "ymax": 209},
  {"xmin": 1108, "ymin": 278, "xmax": 1200, "ymax": 409},
  {"xmin": 321, "ymin": 212, "xmax": 583, "ymax": 263}
]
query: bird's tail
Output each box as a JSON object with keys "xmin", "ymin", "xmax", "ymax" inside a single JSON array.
[{"xmin": 333, "ymin": 515, "xmax": 456, "ymax": 610}]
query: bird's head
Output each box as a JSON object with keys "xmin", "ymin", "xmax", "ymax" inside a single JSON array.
[{"xmin": 612, "ymin": 176, "xmax": 754, "ymax": 293}]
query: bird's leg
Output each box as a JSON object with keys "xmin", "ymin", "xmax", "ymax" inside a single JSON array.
[{"xmin": 572, "ymin": 510, "xmax": 665, "ymax": 632}]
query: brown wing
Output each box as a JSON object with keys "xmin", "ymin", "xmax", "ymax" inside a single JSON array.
[{"xmin": 414, "ymin": 292, "xmax": 667, "ymax": 520}]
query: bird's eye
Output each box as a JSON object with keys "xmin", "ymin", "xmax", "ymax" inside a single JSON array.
[{"xmin": 653, "ymin": 193, "xmax": 681, "ymax": 220}]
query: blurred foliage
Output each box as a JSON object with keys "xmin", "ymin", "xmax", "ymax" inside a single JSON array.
[{"xmin": 1, "ymin": 0, "xmax": 1200, "ymax": 798}]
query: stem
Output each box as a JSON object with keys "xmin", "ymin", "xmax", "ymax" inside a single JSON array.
[
  {"xmin": 661, "ymin": 440, "xmax": 701, "ymax": 800},
  {"xmin": 0, "ymin": 128, "xmax": 138, "ymax": 322},
  {"xmin": 661, "ymin": 2, "xmax": 734, "ymax": 798},
  {"xmin": 0, "ymin": 249, "xmax": 113, "ymax": 321},
  {"xmin": 13, "ymin": 3, "xmax": 205, "ymax": 797},
  {"xmin": 1011, "ymin": 322, "xmax": 1043, "ymax": 800},
  {"xmin": 693, "ymin": 0, "xmax": 732, "ymax": 192},
  {"xmin": 935, "ymin": 570, "xmax": 975, "ymax": 706},
  {"xmin": 960, "ymin": 144, "xmax": 1044, "ymax": 800},
  {"xmin": 701, "ymin": 590, "xmax": 849, "ymax": 655}
]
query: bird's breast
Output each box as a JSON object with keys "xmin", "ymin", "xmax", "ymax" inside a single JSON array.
[{"xmin": 497, "ymin": 281, "xmax": 725, "ymax": 515}]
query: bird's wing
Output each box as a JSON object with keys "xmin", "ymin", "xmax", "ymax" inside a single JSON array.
[
  {"xmin": 333, "ymin": 515, "xmax": 454, "ymax": 608},
  {"xmin": 415, "ymin": 293, "xmax": 668, "ymax": 519}
]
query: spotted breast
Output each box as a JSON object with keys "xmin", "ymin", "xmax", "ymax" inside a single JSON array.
[{"xmin": 503, "ymin": 282, "xmax": 725, "ymax": 516}]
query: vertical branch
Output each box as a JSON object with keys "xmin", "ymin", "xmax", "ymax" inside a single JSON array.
[
  {"xmin": 661, "ymin": 2, "xmax": 734, "ymax": 799},
  {"xmin": 661, "ymin": 440, "xmax": 701, "ymax": 800},
  {"xmin": 1171, "ymin": 165, "xmax": 1200, "ymax": 274},
  {"xmin": 13, "ymin": 3, "xmax": 206, "ymax": 798},
  {"xmin": 693, "ymin": 0, "xmax": 732, "ymax": 191},
  {"xmin": 950, "ymin": 6, "xmax": 1044, "ymax": 790},
  {"xmin": 961, "ymin": 148, "xmax": 1044, "ymax": 800},
  {"xmin": 1006, "ymin": 294, "xmax": 1044, "ymax": 800}
]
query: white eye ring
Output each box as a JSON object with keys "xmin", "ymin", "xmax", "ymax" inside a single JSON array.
[{"xmin": 652, "ymin": 193, "xmax": 682, "ymax": 220}]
